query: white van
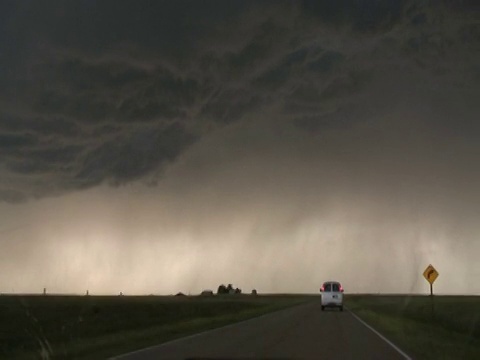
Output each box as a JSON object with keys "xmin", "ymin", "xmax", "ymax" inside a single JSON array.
[{"xmin": 320, "ymin": 281, "xmax": 344, "ymax": 311}]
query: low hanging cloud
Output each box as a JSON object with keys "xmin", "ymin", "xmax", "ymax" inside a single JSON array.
[{"xmin": 1, "ymin": 0, "xmax": 478, "ymax": 202}]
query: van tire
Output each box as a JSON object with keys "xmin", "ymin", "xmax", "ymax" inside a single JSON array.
[
  {"xmin": 339, "ymin": 306, "xmax": 343, "ymax": 312},
  {"xmin": 321, "ymin": 306, "xmax": 325, "ymax": 311}
]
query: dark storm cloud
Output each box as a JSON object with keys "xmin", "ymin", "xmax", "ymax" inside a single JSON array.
[
  {"xmin": 7, "ymin": 0, "xmax": 247, "ymax": 61},
  {"xmin": 253, "ymin": 46, "xmax": 323, "ymax": 91},
  {"xmin": 200, "ymin": 89, "xmax": 263, "ymax": 125},
  {"xmin": 0, "ymin": 133, "xmax": 37, "ymax": 149},
  {"xmin": 77, "ymin": 122, "xmax": 196, "ymax": 187},
  {"xmin": 116, "ymin": 67, "xmax": 200, "ymax": 122},
  {"xmin": 307, "ymin": 51, "xmax": 345, "ymax": 73},
  {"xmin": 1, "ymin": 113, "xmax": 82, "ymax": 137},
  {"xmin": 320, "ymin": 71, "xmax": 370, "ymax": 100},
  {"xmin": 7, "ymin": 145, "xmax": 84, "ymax": 174},
  {"xmin": 22, "ymin": 58, "xmax": 202, "ymax": 126},
  {"xmin": 0, "ymin": 0, "xmax": 478, "ymax": 202},
  {"xmin": 302, "ymin": 0, "xmax": 407, "ymax": 31},
  {"xmin": 38, "ymin": 59, "xmax": 150, "ymax": 93}
]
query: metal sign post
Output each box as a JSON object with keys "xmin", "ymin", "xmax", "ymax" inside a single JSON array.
[
  {"xmin": 423, "ymin": 264, "xmax": 439, "ymax": 319},
  {"xmin": 423, "ymin": 264, "xmax": 439, "ymax": 294}
]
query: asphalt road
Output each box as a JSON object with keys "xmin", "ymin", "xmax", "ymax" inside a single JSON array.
[{"xmin": 113, "ymin": 301, "xmax": 410, "ymax": 360}]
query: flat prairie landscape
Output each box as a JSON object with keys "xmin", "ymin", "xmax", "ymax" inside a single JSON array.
[
  {"xmin": 0, "ymin": 294, "xmax": 312, "ymax": 359},
  {"xmin": 2, "ymin": 294, "xmax": 479, "ymax": 359}
]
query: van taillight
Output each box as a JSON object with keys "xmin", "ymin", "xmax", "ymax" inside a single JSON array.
[{"xmin": 340, "ymin": 286, "xmax": 344, "ymax": 292}]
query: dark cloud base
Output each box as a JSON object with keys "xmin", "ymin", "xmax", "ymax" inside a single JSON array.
[{"xmin": 0, "ymin": 0, "xmax": 478, "ymax": 202}]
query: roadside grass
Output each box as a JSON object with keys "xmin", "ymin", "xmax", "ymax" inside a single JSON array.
[
  {"xmin": 346, "ymin": 295, "xmax": 480, "ymax": 360},
  {"xmin": 0, "ymin": 294, "xmax": 313, "ymax": 359}
]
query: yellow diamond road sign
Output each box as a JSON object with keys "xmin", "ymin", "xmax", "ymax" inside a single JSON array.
[{"xmin": 423, "ymin": 264, "xmax": 439, "ymax": 285}]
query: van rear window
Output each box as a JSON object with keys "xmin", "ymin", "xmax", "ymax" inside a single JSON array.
[{"xmin": 323, "ymin": 283, "xmax": 341, "ymax": 292}]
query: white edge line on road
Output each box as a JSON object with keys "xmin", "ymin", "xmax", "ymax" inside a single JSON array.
[
  {"xmin": 347, "ymin": 308, "xmax": 412, "ymax": 360},
  {"xmin": 110, "ymin": 301, "xmax": 309, "ymax": 359}
]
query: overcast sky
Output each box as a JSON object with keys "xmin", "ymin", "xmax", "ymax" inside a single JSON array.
[{"xmin": 1, "ymin": 0, "xmax": 479, "ymax": 295}]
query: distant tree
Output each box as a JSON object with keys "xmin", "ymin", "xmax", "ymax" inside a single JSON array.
[
  {"xmin": 218, "ymin": 284, "xmax": 241, "ymax": 295},
  {"xmin": 217, "ymin": 284, "xmax": 227, "ymax": 294}
]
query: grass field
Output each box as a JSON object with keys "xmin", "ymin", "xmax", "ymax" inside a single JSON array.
[
  {"xmin": 4, "ymin": 293, "xmax": 478, "ymax": 359},
  {"xmin": 346, "ymin": 295, "xmax": 480, "ymax": 360},
  {"xmin": 0, "ymin": 294, "xmax": 313, "ymax": 359}
]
